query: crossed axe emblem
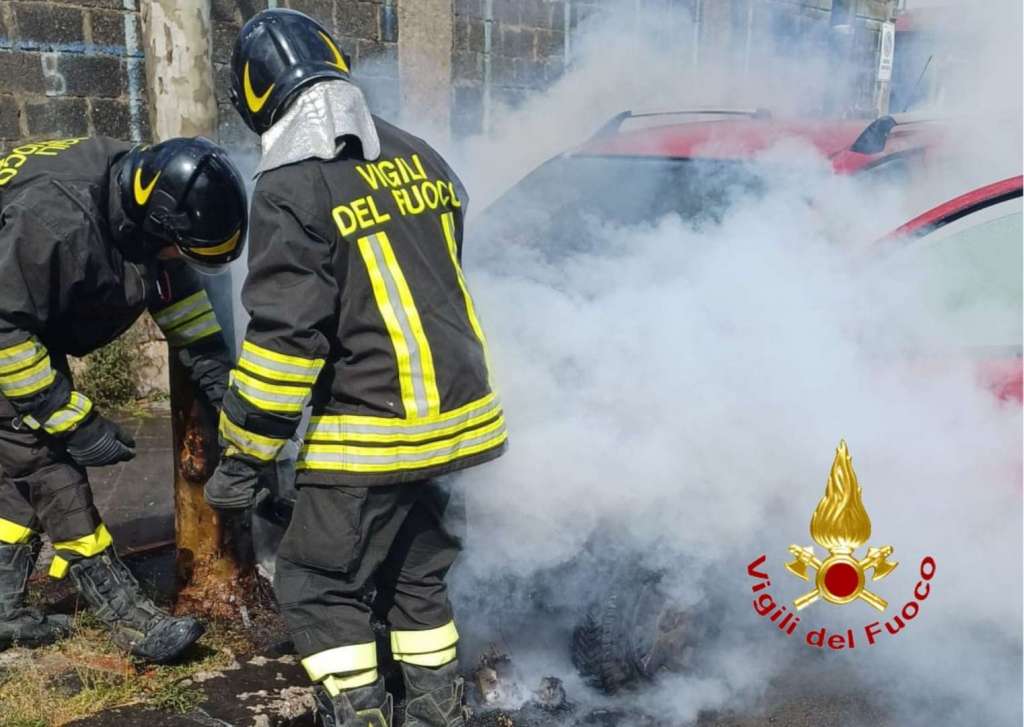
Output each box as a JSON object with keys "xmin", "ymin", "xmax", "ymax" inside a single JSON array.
[{"xmin": 786, "ymin": 544, "xmax": 898, "ymax": 612}]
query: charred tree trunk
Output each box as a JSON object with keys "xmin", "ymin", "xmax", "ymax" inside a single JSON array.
[{"xmin": 140, "ymin": 0, "xmax": 251, "ymax": 618}]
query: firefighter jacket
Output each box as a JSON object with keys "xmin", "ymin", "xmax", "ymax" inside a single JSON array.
[
  {"xmin": 220, "ymin": 118, "xmax": 507, "ymax": 486},
  {"xmin": 0, "ymin": 137, "xmax": 232, "ymax": 434}
]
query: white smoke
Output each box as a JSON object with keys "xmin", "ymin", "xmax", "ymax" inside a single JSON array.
[{"xmin": 436, "ymin": 1, "xmax": 1023, "ymax": 725}]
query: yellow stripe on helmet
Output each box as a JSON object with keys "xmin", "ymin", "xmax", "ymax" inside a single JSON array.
[
  {"xmin": 133, "ymin": 168, "xmax": 160, "ymax": 206},
  {"xmin": 188, "ymin": 228, "xmax": 242, "ymax": 257},
  {"xmin": 319, "ymin": 31, "xmax": 350, "ymax": 73},
  {"xmin": 244, "ymin": 62, "xmax": 274, "ymax": 113}
]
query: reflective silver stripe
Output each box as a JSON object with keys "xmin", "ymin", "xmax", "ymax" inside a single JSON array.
[
  {"xmin": 219, "ymin": 415, "xmax": 287, "ymax": 462},
  {"xmin": 42, "ymin": 391, "xmax": 93, "ymax": 434},
  {"xmin": 0, "ymin": 338, "xmax": 45, "ymax": 374},
  {"xmin": 153, "ymin": 291, "xmax": 211, "ymax": 330},
  {"xmin": 0, "ymin": 357, "xmax": 55, "ymax": 397},
  {"xmin": 230, "ymin": 371, "xmax": 310, "ymax": 413},
  {"xmin": 239, "ymin": 341, "xmax": 323, "ymax": 383},
  {"xmin": 299, "ymin": 419, "xmax": 507, "ymax": 469},
  {"xmin": 307, "ymin": 396, "xmax": 501, "ymax": 440},
  {"xmin": 165, "ymin": 311, "xmax": 221, "ymax": 347},
  {"xmin": 364, "ymin": 234, "xmax": 431, "ymax": 415}
]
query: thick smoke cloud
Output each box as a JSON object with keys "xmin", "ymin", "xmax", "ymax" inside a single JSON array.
[{"xmin": 435, "ymin": 1, "xmax": 1023, "ymax": 725}]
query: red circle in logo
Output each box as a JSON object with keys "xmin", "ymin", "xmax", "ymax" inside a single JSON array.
[{"xmin": 823, "ymin": 562, "xmax": 859, "ymax": 598}]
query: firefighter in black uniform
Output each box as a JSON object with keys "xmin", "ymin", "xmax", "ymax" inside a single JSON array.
[
  {"xmin": 0, "ymin": 135, "xmax": 247, "ymax": 663},
  {"xmin": 205, "ymin": 9, "xmax": 507, "ymax": 726}
]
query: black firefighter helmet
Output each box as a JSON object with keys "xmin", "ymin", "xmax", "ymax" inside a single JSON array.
[
  {"xmin": 115, "ymin": 138, "xmax": 247, "ymax": 268},
  {"xmin": 230, "ymin": 8, "xmax": 352, "ymax": 135}
]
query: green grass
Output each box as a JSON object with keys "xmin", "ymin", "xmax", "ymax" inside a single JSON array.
[
  {"xmin": 75, "ymin": 333, "xmax": 142, "ymax": 411},
  {"xmin": 0, "ymin": 617, "xmax": 246, "ymax": 726},
  {"xmin": 147, "ymin": 679, "xmax": 204, "ymax": 714}
]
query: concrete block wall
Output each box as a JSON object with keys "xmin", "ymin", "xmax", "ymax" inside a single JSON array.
[
  {"xmin": 0, "ymin": 1, "xmax": 400, "ymax": 152},
  {"xmin": 1, "ymin": 0, "xmax": 899, "ymax": 150},
  {"xmin": 452, "ymin": 0, "xmax": 604, "ymax": 137},
  {"xmin": 449, "ymin": 0, "xmax": 897, "ymax": 137},
  {"xmin": 0, "ymin": 0, "xmax": 148, "ymax": 152}
]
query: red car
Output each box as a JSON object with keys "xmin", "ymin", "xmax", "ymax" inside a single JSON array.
[
  {"xmin": 879, "ymin": 175, "xmax": 1023, "ymax": 402},
  {"xmin": 477, "ymin": 110, "xmax": 946, "ymax": 257},
  {"xmin": 481, "ymin": 110, "xmax": 1019, "ymax": 402},
  {"xmin": 583, "ymin": 109, "xmax": 942, "ymax": 176},
  {"xmin": 473, "ymin": 112, "xmax": 1022, "ymax": 695}
]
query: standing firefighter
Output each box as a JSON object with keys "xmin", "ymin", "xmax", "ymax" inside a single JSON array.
[
  {"xmin": 207, "ymin": 9, "xmax": 507, "ymax": 726},
  {"xmin": 0, "ymin": 136, "xmax": 247, "ymax": 662}
]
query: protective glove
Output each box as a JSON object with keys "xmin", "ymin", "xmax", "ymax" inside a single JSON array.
[
  {"xmin": 204, "ymin": 457, "xmax": 265, "ymax": 511},
  {"xmin": 177, "ymin": 344, "xmax": 230, "ymax": 411},
  {"xmin": 65, "ymin": 415, "xmax": 136, "ymax": 467}
]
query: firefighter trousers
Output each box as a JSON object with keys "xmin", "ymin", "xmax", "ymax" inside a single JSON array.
[
  {"xmin": 0, "ymin": 390, "xmax": 102, "ymax": 552},
  {"xmin": 274, "ymin": 479, "xmax": 464, "ymax": 688}
]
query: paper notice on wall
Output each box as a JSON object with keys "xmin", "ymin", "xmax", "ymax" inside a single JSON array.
[{"xmin": 878, "ymin": 21, "xmax": 896, "ymax": 81}]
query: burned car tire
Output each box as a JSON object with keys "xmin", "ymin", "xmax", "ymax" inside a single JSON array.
[{"xmin": 571, "ymin": 568, "xmax": 694, "ymax": 695}]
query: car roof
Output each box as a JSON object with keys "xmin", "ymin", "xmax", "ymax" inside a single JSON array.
[
  {"xmin": 573, "ymin": 112, "xmax": 944, "ymax": 174},
  {"xmin": 887, "ymin": 175, "xmax": 1024, "ymax": 239}
]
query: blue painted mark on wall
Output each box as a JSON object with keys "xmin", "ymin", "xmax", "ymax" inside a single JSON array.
[
  {"xmin": 0, "ymin": 38, "xmax": 144, "ymax": 59},
  {"xmin": 0, "ymin": 34, "xmax": 147, "ymax": 141}
]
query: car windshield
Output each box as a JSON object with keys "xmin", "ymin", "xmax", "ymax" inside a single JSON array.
[
  {"xmin": 882, "ymin": 197, "xmax": 1023, "ymax": 352},
  {"xmin": 473, "ymin": 155, "xmax": 767, "ymax": 257}
]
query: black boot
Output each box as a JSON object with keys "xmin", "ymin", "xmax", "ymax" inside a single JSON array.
[
  {"xmin": 68, "ymin": 548, "xmax": 204, "ymax": 663},
  {"xmin": 0, "ymin": 539, "xmax": 72, "ymax": 649},
  {"xmin": 314, "ymin": 677, "xmax": 392, "ymax": 727},
  {"xmin": 401, "ymin": 662, "xmax": 468, "ymax": 727}
]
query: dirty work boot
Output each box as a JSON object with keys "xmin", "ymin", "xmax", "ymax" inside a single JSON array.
[
  {"xmin": 68, "ymin": 548, "xmax": 204, "ymax": 663},
  {"xmin": 0, "ymin": 540, "xmax": 73, "ymax": 649},
  {"xmin": 314, "ymin": 677, "xmax": 393, "ymax": 727},
  {"xmin": 401, "ymin": 661, "xmax": 468, "ymax": 727}
]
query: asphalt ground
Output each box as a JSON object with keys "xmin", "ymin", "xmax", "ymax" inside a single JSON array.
[{"xmin": 89, "ymin": 407, "xmax": 177, "ymax": 555}]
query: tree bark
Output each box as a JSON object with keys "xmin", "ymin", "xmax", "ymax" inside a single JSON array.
[
  {"xmin": 140, "ymin": 0, "xmax": 249, "ymax": 618},
  {"xmin": 140, "ymin": 1, "xmax": 218, "ymax": 139}
]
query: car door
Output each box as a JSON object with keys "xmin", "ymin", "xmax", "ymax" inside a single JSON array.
[{"xmin": 887, "ymin": 183, "xmax": 1022, "ymax": 401}]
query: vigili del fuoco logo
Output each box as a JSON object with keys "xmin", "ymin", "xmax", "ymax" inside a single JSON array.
[{"xmin": 746, "ymin": 440, "xmax": 937, "ymax": 650}]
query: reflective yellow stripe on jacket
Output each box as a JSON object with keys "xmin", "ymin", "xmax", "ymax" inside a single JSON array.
[
  {"xmin": 357, "ymin": 232, "xmax": 440, "ymax": 419},
  {"xmin": 152, "ymin": 290, "xmax": 222, "ymax": 348},
  {"xmin": 0, "ymin": 338, "xmax": 56, "ymax": 399},
  {"xmin": 222, "ymin": 341, "xmax": 325, "ymax": 462},
  {"xmin": 440, "ymin": 212, "xmax": 491, "ymax": 374},
  {"xmin": 298, "ymin": 393, "xmax": 507, "ymax": 474},
  {"xmin": 238, "ymin": 340, "xmax": 324, "ymax": 385},
  {"xmin": 232, "ymin": 341, "xmax": 323, "ymax": 412},
  {"xmin": 218, "ymin": 413, "xmax": 289, "ymax": 463},
  {"xmin": 230, "ymin": 368, "xmax": 311, "ymax": 415},
  {"xmin": 23, "ymin": 391, "xmax": 93, "ymax": 434}
]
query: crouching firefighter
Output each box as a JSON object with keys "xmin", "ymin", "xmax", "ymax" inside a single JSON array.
[
  {"xmin": 0, "ymin": 136, "xmax": 247, "ymax": 662},
  {"xmin": 206, "ymin": 9, "xmax": 508, "ymax": 726}
]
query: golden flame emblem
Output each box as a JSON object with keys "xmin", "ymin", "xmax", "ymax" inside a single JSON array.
[{"xmin": 785, "ymin": 440, "xmax": 898, "ymax": 612}]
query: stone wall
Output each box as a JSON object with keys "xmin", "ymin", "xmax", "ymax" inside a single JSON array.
[
  {"xmin": 450, "ymin": 0, "xmax": 898, "ymax": 136},
  {"xmin": 0, "ymin": 0, "xmax": 148, "ymax": 152},
  {"xmin": 1, "ymin": 0, "xmax": 900, "ymax": 149},
  {"xmin": 451, "ymin": 0, "xmax": 596, "ymax": 137}
]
